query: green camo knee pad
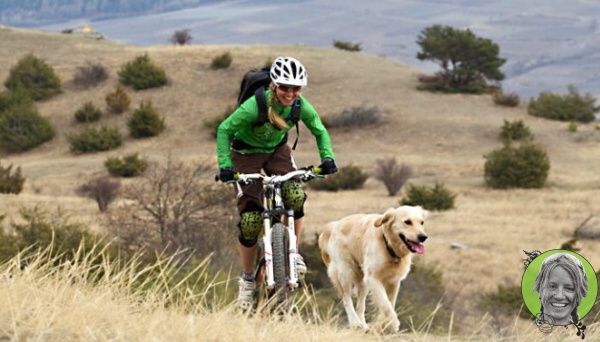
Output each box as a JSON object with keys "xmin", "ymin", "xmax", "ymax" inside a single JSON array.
[
  {"xmin": 239, "ymin": 211, "xmax": 263, "ymax": 241},
  {"xmin": 282, "ymin": 180, "xmax": 306, "ymax": 212}
]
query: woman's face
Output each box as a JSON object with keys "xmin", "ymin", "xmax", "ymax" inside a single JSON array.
[
  {"xmin": 542, "ymin": 265, "xmax": 577, "ymax": 325},
  {"xmin": 275, "ymin": 84, "xmax": 302, "ymax": 106}
]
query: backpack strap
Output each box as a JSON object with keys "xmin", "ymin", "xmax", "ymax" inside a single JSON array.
[
  {"xmin": 254, "ymin": 86, "xmax": 269, "ymax": 127},
  {"xmin": 289, "ymin": 99, "xmax": 301, "ymax": 150}
]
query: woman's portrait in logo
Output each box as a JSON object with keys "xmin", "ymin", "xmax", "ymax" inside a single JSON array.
[{"xmin": 522, "ymin": 250, "xmax": 598, "ymax": 329}]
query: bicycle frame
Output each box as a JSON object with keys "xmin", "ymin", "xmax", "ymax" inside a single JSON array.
[{"xmin": 230, "ymin": 168, "xmax": 320, "ymax": 300}]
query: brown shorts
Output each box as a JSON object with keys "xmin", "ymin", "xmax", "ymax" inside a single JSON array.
[{"xmin": 231, "ymin": 143, "xmax": 297, "ymax": 214}]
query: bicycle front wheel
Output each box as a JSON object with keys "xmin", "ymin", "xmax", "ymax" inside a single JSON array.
[{"xmin": 271, "ymin": 222, "xmax": 291, "ymax": 311}]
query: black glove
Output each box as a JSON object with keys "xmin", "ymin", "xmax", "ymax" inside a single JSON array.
[
  {"xmin": 218, "ymin": 167, "xmax": 236, "ymax": 182},
  {"xmin": 318, "ymin": 158, "xmax": 338, "ymax": 175}
]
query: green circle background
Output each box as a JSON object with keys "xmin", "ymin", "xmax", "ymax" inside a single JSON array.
[{"xmin": 521, "ymin": 249, "xmax": 598, "ymax": 321}]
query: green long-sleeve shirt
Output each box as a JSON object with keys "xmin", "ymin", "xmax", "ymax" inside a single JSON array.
[{"xmin": 216, "ymin": 90, "xmax": 335, "ymax": 168}]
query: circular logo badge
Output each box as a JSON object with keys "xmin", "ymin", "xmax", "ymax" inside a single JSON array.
[{"xmin": 522, "ymin": 249, "xmax": 598, "ymax": 327}]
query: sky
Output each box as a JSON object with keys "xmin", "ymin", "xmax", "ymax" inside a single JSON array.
[{"xmin": 28, "ymin": 0, "xmax": 600, "ymax": 101}]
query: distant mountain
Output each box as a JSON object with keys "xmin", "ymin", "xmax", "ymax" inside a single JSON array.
[
  {"xmin": 8, "ymin": 0, "xmax": 600, "ymax": 103},
  {"xmin": 0, "ymin": 0, "xmax": 219, "ymax": 26}
]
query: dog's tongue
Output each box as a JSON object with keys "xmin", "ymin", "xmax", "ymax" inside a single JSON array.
[{"xmin": 409, "ymin": 241, "xmax": 425, "ymax": 254}]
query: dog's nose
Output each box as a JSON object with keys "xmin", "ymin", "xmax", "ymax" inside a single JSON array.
[{"xmin": 418, "ymin": 234, "xmax": 428, "ymax": 243}]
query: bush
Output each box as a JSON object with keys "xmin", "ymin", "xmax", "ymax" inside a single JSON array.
[
  {"xmin": 68, "ymin": 126, "xmax": 123, "ymax": 154},
  {"xmin": 400, "ymin": 182, "xmax": 456, "ymax": 211},
  {"xmin": 127, "ymin": 101, "xmax": 166, "ymax": 138},
  {"xmin": 479, "ymin": 285, "xmax": 533, "ymax": 321},
  {"xmin": 118, "ymin": 53, "xmax": 167, "ymax": 90},
  {"xmin": 4, "ymin": 54, "xmax": 62, "ymax": 101},
  {"xmin": 0, "ymin": 207, "xmax": 110, "ymax": 265},
  {"xmin": 309, "ymin": 164, "xmax": 368, "ymax": 191},
  {"xmin": 332, "ymin": 40, "xmax": 362, "ymax": 52},
  {"xmin": 373, "ymin": 157, "xmax": 412, "ymax": 196},
  {"xmin": 170, "ymin": 29, "xmax": 192, "ymax": 45},
  {"xmin": 493, "ymin": 91, "xmax": 520, "ymax": 107},
  {"xmin": 483, "ymin": 143, "xmax": 550, "ymax": 189},
  {"xmin": 77, "ymin": 176, "xmax": 121, "ymax": 212},
  {"xmin": 72, "ymin": 61, "xmax": 108, "ymax": 89},
  {"xmin": 0, "ymin": 102, "xmax": 56, "ymax": 153},
  {"xmin": 0, "ymin": 162, "xmax": 25, "ymax": 194},
  {"xmin": 528, "ymin": 85, "xmax": 599, "ymax": 123},
  {"xmin": 74, "ymin": 101, "xmax": 102, "ymax": 123},
  {"xmin": 0, "ymin": 87, "xmax": 34, "ymax": 114},
  {"xmin": 328, "ymin": 105, "xmax": 382, "ymax": 129},
  {"xmin": 104, "ymin": 153, "xmax": 148, "ymax": 177},
  {"xmin": 210, "ymin": 52, "xmax": 232, "ymax": 69},
  {"xmin": 105, "ymin": 85, "xmax": 131, "ymax": 114},
  {"xmin": 499, "ymin": 119, "xmax": 533, "ymax": 142}
]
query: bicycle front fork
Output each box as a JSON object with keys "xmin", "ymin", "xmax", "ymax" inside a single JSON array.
[{"xmin": 261, "ymin": 209, "xmax": 300, "ymax": 291}]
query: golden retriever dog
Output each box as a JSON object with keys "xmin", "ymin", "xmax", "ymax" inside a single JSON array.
[{"xmin": 318, "ymin": 206, "xmax": 428, "ymax": 332}]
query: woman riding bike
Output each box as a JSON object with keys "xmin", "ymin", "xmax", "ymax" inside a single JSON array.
[{"xmin": 216, "ymin": 56, "xmax": 337, "ymax": 310}]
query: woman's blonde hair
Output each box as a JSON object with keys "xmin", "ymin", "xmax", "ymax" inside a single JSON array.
[{"xmin": 267, "ymin": 83, "xmax": 289, "ymax": 130}]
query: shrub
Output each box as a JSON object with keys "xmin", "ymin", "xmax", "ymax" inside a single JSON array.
[
  {"xmin": 74, "ymin": 101, "xmax": 102, "ymax": 123},
  {"xmin": 170, "ymin": 29, "xmax": 192, "ymax": 45},
  {"xmin": 68, "ymin": 126, "xmax": 123, "ymax": 154},
  {"xmin": 328, "ymin": 105, "xmax": 382, "ymax": 129},
  {"xmin": 127, "ymin": 101, "xmax": 166, "ymax": 138},
  {"xmin": 499, "ymin": 119, "xmax": 533, "ymax": 142},
  {"xmin": 105, "ymin": 85, "xmax": 131, "ymax": 114},
  {"xmin": 0, "ymin": 102, "xmax": 55, "ymax": 153},
  {"xmin": 483, "ymin": 143, "xmax": 550, "ymax": 189},
  {"xmin": 72, "ymin": 62, "xmax": 108, "ymax": 88},
  {"xmin": 493, "ymin": 91, "xmax": 520, "ymax": 107},
  {"xmin": 528, "ymin": 85, "xmax": 599, "ymax": 123},
  {"xmin": 400, "ymin": 182, "xmax": 456, "ymax": 211},
  {"xmin": 0, "ymin": 207, "xmax": 110, "ymax": 264},
  {"xmin": 210, "ymin": 52, "xmax": 232, "ymax": 69},
  {"xmin": 309, "ymin": 164, "xmax": 368, "ymax": 191},
  {"xmin": 104, "ymin": 153, "xmax": 148, "ymax": 177},
  {"xmin": 4, "ymin": 53, "xmax": 62, "ymax": 101},
  {"xmin": 332, "ymin": 40, "xmax": 362, "ymax": 52},
  {"xmin": 568, "ymin": 121, "xmax": 578, "ymax": 132},
  {"xmin": 77, "ymin": 176, "xmax": 121, "ymax": 212},
  {"xmin": 118, "ymin": 53, "xmax": 167, "ymax": 90},
  {"xmin": 0, "ymin": 87, "xmax": 34, "ymax": 114},
  {"xmin": 479, "ymin": 285, "xmax": 533, "ymax": 321},
  {"xmin": 0, "ymin": 162, "xmax": 25, "ymax": 194},
  {"xmin": 373, "ymin": 157, "xmax": 412, "ymax": 196}
]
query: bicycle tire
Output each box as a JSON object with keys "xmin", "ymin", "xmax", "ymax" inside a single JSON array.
[{"xmin": 271, "ymin": 222, "xmax": 291, "ymax": 311}]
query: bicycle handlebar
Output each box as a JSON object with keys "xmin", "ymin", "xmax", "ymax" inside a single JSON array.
[{"xmin": 214, "ymin": 166, "xmax": 323, "ymax": 183}]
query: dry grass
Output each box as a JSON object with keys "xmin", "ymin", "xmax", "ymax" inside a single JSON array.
[{"xmin": 1, "ymin": 26, "xmax": 600, "ymax": 340}]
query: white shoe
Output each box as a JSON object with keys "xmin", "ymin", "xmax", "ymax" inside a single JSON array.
[
  {"xmin": 296, "ymin": 254, "xmax": 307, "ymax": 279},
  {"xmin": 238, "ymin": 278, "xmax": 256, "ymax": 310}
]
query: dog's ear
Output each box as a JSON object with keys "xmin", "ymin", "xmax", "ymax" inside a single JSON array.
[{"xmin": 374, "ymin": 208, "xmax": 395, "ymax": 228}]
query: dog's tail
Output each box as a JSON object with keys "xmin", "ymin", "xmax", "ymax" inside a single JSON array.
[{"xmin": 318, "ymin": 223, "xmax": 334, "ymax": 267}]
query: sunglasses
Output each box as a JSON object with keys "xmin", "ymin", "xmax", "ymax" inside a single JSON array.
[{"xmin": 277, "ymin": 84, "xmax": 302, "ymax": 93}]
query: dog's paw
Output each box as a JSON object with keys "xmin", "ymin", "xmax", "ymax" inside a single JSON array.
[{"xmin": 385, "ymin": 317, "xmax": 400, "ymax": 333}]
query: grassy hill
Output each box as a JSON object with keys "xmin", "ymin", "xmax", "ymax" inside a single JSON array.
[{"xmin": 1, "ymin": 26, "xmax": 600, "ymax": 341}]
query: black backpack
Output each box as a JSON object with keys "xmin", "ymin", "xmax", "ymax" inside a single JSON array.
[{"xmin": 236, "ymin": 67, "xmax": 302, "ymax": 149}]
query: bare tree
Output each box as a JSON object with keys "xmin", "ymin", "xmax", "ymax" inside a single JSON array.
[
  {"xmin": 104, "ymin": 157, "xmax": 237, "ymax": 268},
  {"xmin": 373, "ymin": 157, "xmax": 412, "ymax": 196},
  {"xmin": 170, "ymin": 29, "xmax": 192, "ymax": 45}
]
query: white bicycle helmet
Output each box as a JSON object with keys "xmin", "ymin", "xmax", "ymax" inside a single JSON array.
[{"xmin": 270, "ymin": 57, "xmax": 308, "ymax": 87}]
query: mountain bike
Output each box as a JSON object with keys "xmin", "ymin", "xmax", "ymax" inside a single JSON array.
[{"xmin": 216, "ymin": 167, "xmax": 322, "ymax": 313}]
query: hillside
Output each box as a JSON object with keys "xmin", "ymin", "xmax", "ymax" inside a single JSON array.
[{"xmin": 1, "ymin": 26, "xmax": 600, "ymax": 339}]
